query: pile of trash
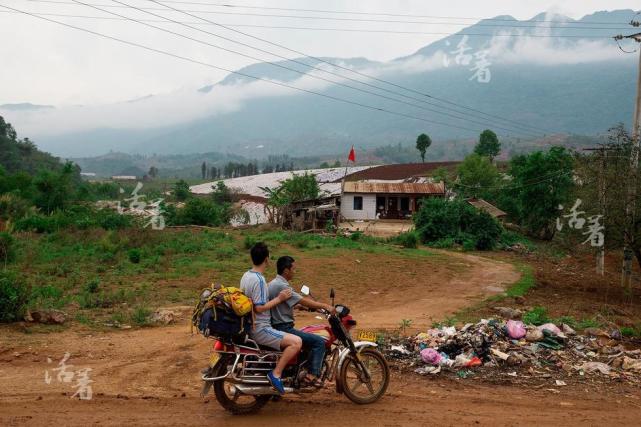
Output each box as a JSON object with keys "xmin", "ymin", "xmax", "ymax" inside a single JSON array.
[{"xmin": 383, "ymin": 317, "xmax": 641, "ymax": 384}]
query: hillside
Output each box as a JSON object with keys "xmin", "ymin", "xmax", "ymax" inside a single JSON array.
[
  {"xmin": 0, "ymin": 116, "xmax": 64, "ymax": 175},
  {"xmin": 1, "ymin": 9, "xmax": 637, "ymax": 157}
]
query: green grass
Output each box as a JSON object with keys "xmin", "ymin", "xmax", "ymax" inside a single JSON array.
[
  {"xmin": 505, "ymin": 264, "xmax": 535, "ymax": 297},
  {"xmin": 131, "ymin": 306, "xmax": 152, "ymax": 326}
]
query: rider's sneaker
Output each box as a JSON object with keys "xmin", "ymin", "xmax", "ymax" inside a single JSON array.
[{"xmin": 267, "ymin": 371, "xmax": 286, "ymax": 395}]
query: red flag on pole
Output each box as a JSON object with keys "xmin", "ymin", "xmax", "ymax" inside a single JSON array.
[{"xmin": 348, "ymin": 146, "xmax": 356, "ymax": 163}]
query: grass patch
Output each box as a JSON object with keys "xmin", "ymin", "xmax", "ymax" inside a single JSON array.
[
  {"xmin": 130, "ymin": 306, "xmax": 152, "ymax": 326},
  {"xmin": 505, "ymin": 264, "xmax": 535, "ymax": 297},
  {"xmin": 522, "ymin": 306, "xmax": 549, "ymax": 325}
]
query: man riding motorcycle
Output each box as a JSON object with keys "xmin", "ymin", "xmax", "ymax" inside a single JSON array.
[
  {"xmin": 240, "ymin": 243, "xmax": 302, "ymax": 395},
  {"xmin": 268, "ymin": 256, "xmax": 334, "ymax": 387}
]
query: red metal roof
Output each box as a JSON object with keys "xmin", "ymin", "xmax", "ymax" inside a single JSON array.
[
  {"xmin": 343, "ymin": 162, "xmax": 459, "ymax": 181},
  {"xmin": 343, "ymin": 181, "xmax": 445, "ymax": 194}
]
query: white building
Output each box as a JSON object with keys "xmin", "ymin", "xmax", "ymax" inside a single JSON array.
[{"xmin": 340, "ymin": 181, "xmax": 446, "ymax": 221}]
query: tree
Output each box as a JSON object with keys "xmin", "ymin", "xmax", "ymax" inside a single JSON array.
[
  {"xmin": 415, "ymin": 133, "xmax": 432, "ymax": 163},
  {"xmin": 455, "ymin": 153, "xmax": 501, "ymax": 199},
  {"xmin": 173, "ymin": 179, "xmax": 190, "ymax": 201},
  {"xmin": 503, "ymin": 146, "xmax": 574, "ymax": 240},
  {"xmin": 474, "ymin": 129, "xmax": 501, "ymax": 162},
  {"xmin": 575, "ymin": 124, "xmax": 641, "ymax": 270},
  {"xmin": 148, "ymin": 166, "xmax": 158, "ymax": 179},
  {"xmin": 260, "ymin": 173, "xmax": 320, "ymax": 224},
  {"xmin": 201, "ymin": 161, "xmax": 207, "ymax": 179},
  {"xmin": 212, "ymin": 181, "xmax": 234, "ymax": 204},
  {"xmin": 33, "ymin": 162, "xmax": 75, "ymax": 214}
]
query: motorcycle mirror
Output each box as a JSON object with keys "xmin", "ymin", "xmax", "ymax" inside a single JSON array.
[
  {"xmin": 300, "ymin": 285, "xmax": 310, "ymax": 296},
  {"xmin": 330, "ymin": 288, "xmax": 335, "ymax": 299}
]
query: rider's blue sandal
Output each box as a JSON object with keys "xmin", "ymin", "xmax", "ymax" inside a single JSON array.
[{"xmin": 267, "ymin": 371, "xmax": 285, "ymax": 395}]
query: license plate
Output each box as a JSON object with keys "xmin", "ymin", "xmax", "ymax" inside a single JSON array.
[
  {"xmin": 209, "ymin": 352, "xmax": 221, "ymax": 367},
  {"xmin": 357, "ymin": 330, "xmax": 377, "ymax": 342}
]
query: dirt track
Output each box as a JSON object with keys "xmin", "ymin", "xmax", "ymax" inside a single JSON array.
[{"xmin": 2, "ymin": 250, "xmax": 641, "ymax": 426}]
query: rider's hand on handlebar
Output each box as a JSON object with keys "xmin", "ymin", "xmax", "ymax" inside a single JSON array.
[
  {"xmin": 278, "ymin": 288, "xmax": 292, "ymax": 302},
  {"xmin": 324, "ymin": 304, "xmax": 337, "ymax": 315}
]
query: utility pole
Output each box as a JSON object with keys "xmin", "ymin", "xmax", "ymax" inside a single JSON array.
[{"xmin": 614, "ymin": 29, "xmax": 641, "ymax": 288}]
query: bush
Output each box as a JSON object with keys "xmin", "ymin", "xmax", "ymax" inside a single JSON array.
[
  {"xmin": 95, "ymin": 209, "xmax": 131, "ymax": 230},
  {"xmin": 243, "ymin": 234, "xmax": 258, "ymax": 250},
  {"xmin": 414, "ymin": 198, "xmax": 503, "ymax": 250},
  {"xmin": 14, "ymin": 213, "xmax": 60, "ymax": 233},
  {"xmin": 392, "ymin": 231, "xmax": 419, "ymax": 249},
  {"xmin": 0, "ymin": 270, "xmax": 29, "ymax": 322},
  {"xmin": 128, "ymin": 248, "xmax": 142, "ymax": 264},
  {"xmin": 173, "ymin": 198, "xmax": 229, "ymax": 226},
  {"xmin": 131, "ymin": 306, "xmax": 152, "ymax": 326},
  {"xmin": 83, "ymin": 278, "xmax": 100, "ymax": 294},
  {"xmin": 0, "ymin": 232, "xmax": 15, "ymax": 263}
]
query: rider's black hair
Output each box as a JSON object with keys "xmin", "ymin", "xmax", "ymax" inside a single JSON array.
[
  {"xmin": 276, "ymin": 256, "xmax": 295, "ymax": 275},
  {"xmin": 250, "ymin": 242, "xmax": 270, "ymax": 266}
]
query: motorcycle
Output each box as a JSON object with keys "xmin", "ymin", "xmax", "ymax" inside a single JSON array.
[{"xmin": 201, "ymin": 287, "xmax": 390, "ymax": 415}]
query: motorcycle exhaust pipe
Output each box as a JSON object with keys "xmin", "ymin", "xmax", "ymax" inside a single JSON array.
[{"xmin": 232, "ymin": 384, "xmax": 294, "ymax": 396}]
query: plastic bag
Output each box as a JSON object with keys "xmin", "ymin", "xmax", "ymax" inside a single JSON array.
[
  {"xmin": 537, "ymin": 323, "xmax": 561, "ymax": 335},
  {"xmin": 506, "ymin": 320, "xmax": 526, "ymax": 339},
  {"xmin": 420, "ymin": 348, "xmax": 442, "ymax": 365}
]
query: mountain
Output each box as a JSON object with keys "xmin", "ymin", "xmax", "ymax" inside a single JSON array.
[{"xmin": 1, "ymin": 9, "xmax": 638, "ymax": 158}]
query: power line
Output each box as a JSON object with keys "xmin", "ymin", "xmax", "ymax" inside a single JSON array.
[
  {"xmin": 0, "ymin": 9, "xmax": 616, "ymax": 38},
  {"xmin": 456, "ymin": 169, "xmax": 573, "ymax": 190},
  {"xmin": 0, "ymin": 9, "xmax": 617, "ymax": 39},
  {"xmin": 17, "ymin": 0, "xmax": 633, "ymax": 30},
  {"xmin": 144, "ymin": 0, "xmax": 554, "ymax": 135},
  {"xmin": 90, "ymin": 0, "xmax": 539, "ymax": 136},
  {"xmin": 141, "ymin": 1, "xmax": 635, "ymax": 26},
  {"xmin": 0, "ymin": 3, "xmax": 489, "ymax": 135}
]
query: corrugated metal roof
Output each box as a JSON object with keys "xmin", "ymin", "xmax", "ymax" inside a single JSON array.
[
  {"xmin": 344, "ymin": 162, "xmax": 459, "ymax": 181},
  {"xmin": 466, "ymin": 198, "xmax": 507, "ymax": 218},
  {"xmin": 343, "ymin": 181, "xmax": 445, "ymax": 194}
]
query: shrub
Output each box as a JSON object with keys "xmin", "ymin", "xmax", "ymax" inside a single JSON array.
[
  {"xmin": 128, "ymin": 248, "xmax": 142, "ymax": 264},
  {"xmin": 14, "ymin": 213, "xmax": 59, "ymax": 233},
  {"xmin": 83, "ymin": 278, "xmax": 100, "ymax": 294},
  {"xmin": 131, "ymin": 306, "xmax": 152, "ymax": 326},
  {"xmin": 0, "ymin": 270, "xmax": 29, "ymax": 322},
  {"xmin": 174, "ymin": 198, "xmax": 229, "ymax": 226},
  {"xmin": 241, "ymin": 234, "xmax": 255, "ymax": 250},
  {"xmin": 392, "ymin": 231, "xmax": 419, "ymax": 249},
  {"xmin": 0, "ymin": 232, "xmax": 15, "ymax": 263},
  {"xmin": 95, "ymin": 209, "xmax": 131, "ymax": 230},
  {"xmin": 414, "ymin": 198, "xmax": 503, "ymax": 250}
]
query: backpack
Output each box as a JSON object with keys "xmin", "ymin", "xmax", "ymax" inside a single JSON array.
[{"xmin": 192, "ymin": 284, "xmax": 253, "ymax": 342}]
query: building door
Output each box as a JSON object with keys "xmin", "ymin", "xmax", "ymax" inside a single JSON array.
[
  {"xmin": 376, "ymin": 196, "xmax": 386, "ymax": 217},
  {"xmin": 387, "ymin": 197, "xmax": 398, "ymax": 218}
]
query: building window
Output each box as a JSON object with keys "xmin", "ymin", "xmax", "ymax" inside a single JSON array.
[
  {"xmin": 353, "ymin": 196, "xmax": 363, "ymax": 211},
  {"xmin": 400, "ymin": 197, "xmax": 410, "ymax": 211}
]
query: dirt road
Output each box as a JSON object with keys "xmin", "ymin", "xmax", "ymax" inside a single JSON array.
[{"xmin": 2, "ymin": 250, "xmax": 639, "ymax": 425}]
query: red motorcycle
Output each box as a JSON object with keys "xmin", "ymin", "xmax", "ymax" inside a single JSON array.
[{"xmin": 201, "ymin": 288, "xmax": 390, "ymax": 415}]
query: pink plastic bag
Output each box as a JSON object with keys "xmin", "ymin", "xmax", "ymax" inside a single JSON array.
[
  {"xmin": 506, "ymin": 320, "xmax": 526, "ymax": 339},
  {"xmin": 420, "ymin": 348, "xmax": 442, "ymax": 365}
]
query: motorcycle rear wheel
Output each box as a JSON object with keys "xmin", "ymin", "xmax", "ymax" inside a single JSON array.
[
  {"xmin": 339, "ymin": 348, "xmax": 389, "ymax": 404},
  {"xmin": 213, "ymin": 356, "xmax": 271, "ymax": 415}
]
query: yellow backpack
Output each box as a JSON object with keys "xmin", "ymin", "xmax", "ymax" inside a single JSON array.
[{"xmin": 217, "ymin": 286, "xmax": 253, "ymax": 317}]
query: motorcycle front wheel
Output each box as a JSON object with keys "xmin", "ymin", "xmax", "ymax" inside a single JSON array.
[
  {"xmin": 339, "ymin": 348, "xmax": 390, "ymax": 404},
  {"xmin": 212, "ymin": 355, "xmax": 271, "ymax": 415}
]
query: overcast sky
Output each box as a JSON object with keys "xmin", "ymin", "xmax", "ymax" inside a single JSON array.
[{"xmin": 0, "ymin": 0, "xmax": 639, "ymax": 106}]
